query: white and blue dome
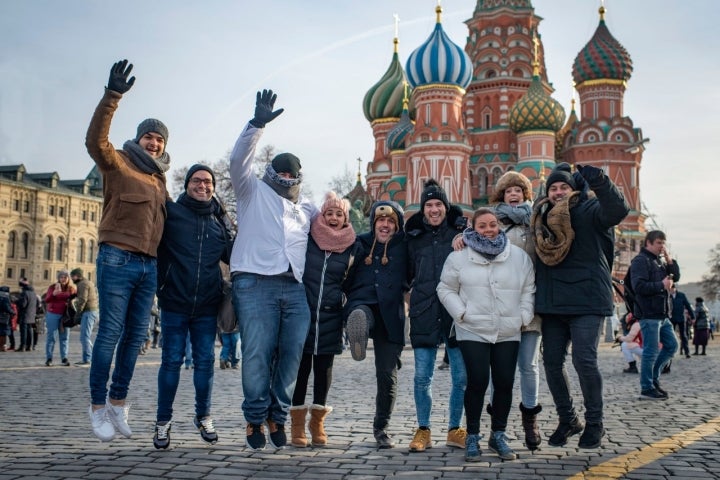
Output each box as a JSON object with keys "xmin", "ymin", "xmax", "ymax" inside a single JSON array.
[{"xmin": 405, "ymin": 6, "xmax": 472, "ymax": 89}]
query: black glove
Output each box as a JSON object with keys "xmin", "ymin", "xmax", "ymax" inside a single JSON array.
[
  {"xmin": 577, "ymin": 164, "xmax": 605, "ymax": 188},
  {"xmin": 249, "ymin": 89, "xmax": 284, "ymax": 128},
  {"xmin": 107, "ymin": 59, "xmax": 135, "ymax": 94}
]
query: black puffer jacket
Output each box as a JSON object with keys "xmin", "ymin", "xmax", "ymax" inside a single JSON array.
[
  {"xmin": 302, "ymin": 237, "xmax": 360, "ymax": 355},
  {"xmin": 406, "ymin": 205, "xmax": 466, "ymax": 348},
  {"xmin": 534, "ymin": 173, "xmax": 629, "ymax": 316},
  {"xmin": 630, "ymin": 248, "xmax": 680, "ymax": 320},
  {"xmin": 157, "ymin": 194, "xmax": 233, "ymax": 317}
]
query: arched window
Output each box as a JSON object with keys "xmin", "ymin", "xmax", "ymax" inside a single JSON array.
[
  {"xmin": 44, "ymin": 236, "xmax": 53, "ymax": 261},
  {"xmin": 88, "ymin": 240, "xmax": 96, "ymax": 264},
  {"xmin": 21, "ymin": 232, "xmax": 29, "ymax": 259},
  {"xmin": 7, "ymin": 231, "xmax": 16, "ymax": 259},
  {"xmin": 77, "ymin": 239, "xmax": 85, "ymax": 263},
  {"xmin": 55, "ymin": 236, "xmax": 64, "ymax": 261}
]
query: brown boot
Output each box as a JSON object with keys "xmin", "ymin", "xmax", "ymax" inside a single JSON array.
[
  {"xmin": 289, "ymin": 405, "xmax": 308, "ymax": 447},
  {"xmin": 308, "ymin": 404, "xmax": 332, "ymax": 446},
  {"xmin": 519, "ymin": 403, "xmax": 542, "ymax": 451}
]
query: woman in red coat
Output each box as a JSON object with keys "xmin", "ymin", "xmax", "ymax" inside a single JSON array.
[{"xmin": 44, "ymin": 270, "xmax": 76, "ymax": 366}]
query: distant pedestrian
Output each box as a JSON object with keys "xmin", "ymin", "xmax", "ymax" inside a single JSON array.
[
  {"xmin": 693, "ymin": 297, "xmax": 710, "ymax": 356},
  {"xmin": 670, "ymin": 285, "xmax": 694, "ymax": 358},
  {"xmin": 43, "ymin": 270, "xmax": 76, "ymax": 367},
  {"xmin": 70, "ymin": 268, "xmax": 99, "ymax": 365},
  {"xmin": 14, "ymin": 278, "xmax": 38, "ymax": 352},
  {"xmin": 0, "ymin": 286, "xmax": 15, "ymax": 351}
]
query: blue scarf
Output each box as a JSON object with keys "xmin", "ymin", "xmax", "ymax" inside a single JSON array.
[{"xmin": 462, "ymin": 228, "xmax": 508, "ymax": 260}]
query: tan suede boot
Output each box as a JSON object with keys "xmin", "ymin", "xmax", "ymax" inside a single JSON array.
[
  {"xmin": 308, "ymin": 404, "xmax": 332, "ymax": 446},
  {"xmin": 290, "ymin": 405, "xmax": 309, "ymax": 447}
]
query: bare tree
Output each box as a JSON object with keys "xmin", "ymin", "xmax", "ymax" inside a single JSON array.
[
  {"xmin": 327, "ymin": 164, "xmax": 357, "ymax": 198},
  {"xmin": 701, "ymin": 243, "xmax": 720, "ymax": 301}
]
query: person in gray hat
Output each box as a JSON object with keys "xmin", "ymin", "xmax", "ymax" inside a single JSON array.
[{"xmin": 85, "ymin": 59, "xmax": 170, "ymax": 442}]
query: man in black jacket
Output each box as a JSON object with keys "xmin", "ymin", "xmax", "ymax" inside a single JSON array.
[
  {"xmin": 630, "ymin": 230, "xmax": 679, "ymax": 400},
  {"xmin": 670, "ymin": 285, "xmax": 694, "ymax": 358},
  {"xmin": 532, "ymin": 162, "xmax": 629, "ymax": 450},
  {"xmin": 405, "ymin": 180, "xmax": 467, "ymax": 452},
  {"xmin": 15, "ymin": 278, "xmax": 38, "ymax": 352}
]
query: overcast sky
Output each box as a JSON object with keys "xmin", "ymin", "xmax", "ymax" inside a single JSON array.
[{"xmin": 1, "ymin": 0, "xmax": 718, "ymax": 283}]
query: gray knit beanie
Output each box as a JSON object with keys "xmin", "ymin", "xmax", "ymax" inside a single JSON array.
[{"xmin": 135, "ymin": 118, "xmax": 169, "ymax": 144}]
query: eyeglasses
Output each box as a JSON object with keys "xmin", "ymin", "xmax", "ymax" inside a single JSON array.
[{"xmin": 189, "ymin": 178, "xmax": 213, "ymax": 186}]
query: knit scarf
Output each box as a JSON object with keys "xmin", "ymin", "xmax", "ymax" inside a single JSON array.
[
  {"xmin": 262, "ymin": 163, "xmax": 302, "ymax": 203},
  {"xmin": 177, "ymin": 192, "xmax": 215, "ymax": 215},
  {"xmin": 462, "ymin": 228, "xmax": 507, "ymax": 260},
  {"xmin": 122, "ymin": 140, "xmax": 171, "ymax": 174},
  {"xmin": 310, "ymin": 215, "xmax": 356, "ymax": 253},
  {"xmin": 495, "ymin": 201, "xmax": 532, "ymax": 226},
  {"xmin": 531, "ymin": 191, "xmax": 581, "ymax": 266}
]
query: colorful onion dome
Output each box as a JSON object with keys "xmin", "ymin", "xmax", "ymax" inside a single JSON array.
[
  {"xmin": 509, "ymin": 74, "xmax": 566, "ymax": 133},
  {"xmin": 387, "ymin": 99, "xmax": 414, "ymax": 151},
  {"xmin": 405, "ymin": 6, "xmax": 472, "ymax": 89},
  {"xmin": 572, "ymin": 7, "xmax": 633, "ymax": 85},
  {"xmin": 363, "ymin": 38, "xmax": 409, "ymax": 122}
]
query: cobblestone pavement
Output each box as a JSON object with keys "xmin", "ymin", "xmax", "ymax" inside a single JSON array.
[{"xmin": 1, "ymin": 334, "xmax": 720, "ymax": 479}]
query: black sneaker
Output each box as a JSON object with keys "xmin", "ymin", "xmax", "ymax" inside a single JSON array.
[
  {"xmin": 45, "ymin": 359, "xmax": 52, "ymax": 367},
  {"xmin": 652, "ymin": 382, "xmax": 668, "ymax": 398},
  {"xmin": 265, "ymin": 419, "xmax": 286, "ymax": 449},
  {"xmin": 640, "ymin": 388, "xmax": 667, "ymax": 400},
  {"xmin": 61, "ymin": 358, "xmax": 71, "ymax": 366},
  {"xmin": 194, "ymin": 416, "xmax": 218, "ymax": 445},
  {"xmin": 578, "ymin": 422, "xmax": 605, "ymax": 449},
  {"xmin": 245, "ymin": 423, "xmax": 266, "ymax": 450},
  {"xmin": 153, "ymin": 420, "xmax": 172, "ymax": 449},
  {"xmin": 548, "ymin": 418, "xmax": 584, "ymax": 446},
  {"xmin": 374, "ymin": 429, "xmax": 396, "ymax": 449}
]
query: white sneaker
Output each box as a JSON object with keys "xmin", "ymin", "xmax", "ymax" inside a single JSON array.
[
  {"xmin": 89, "ymin": 406, "xmax": 115, "ymax": 442},
  {"xmin": 106, "ymin": 401, "xmax": 132, "ymax": 438}
]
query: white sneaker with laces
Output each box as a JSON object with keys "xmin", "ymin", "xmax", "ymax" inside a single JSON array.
[
  {"xmin": 89, "ymin": 406, "xmax": 115, "ymax": 442},
  {"xmin": 106, "ymin": 401, "xmax": 132, "ymax": 438}
]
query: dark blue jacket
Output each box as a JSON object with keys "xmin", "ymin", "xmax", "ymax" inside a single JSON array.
[
  {"xmin": 157, "ymin": 194, "xmax": 233, "ymax": 317},
  {"xmin": 630, "ymin": 248, "xmax": 680, "ymax": 320},
  {"xmin": 345, "ymin": 201, "xmax": 408, "ymax": 345},
  {"xmin": 535, "ymin": 174, "xmax": 629, "ymax": 316},
  {"xmin": 406, "ymin": 205, "xmax": 465, "ymax": 348},
  {"xmin": 670, "ymin": 290, "xmax": 694, "ymax": 323}
]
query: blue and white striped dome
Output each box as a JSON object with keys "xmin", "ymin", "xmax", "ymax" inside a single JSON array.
[{"xmin": 405, "ymin": 8, "xmax": 472, "ymax": 89}]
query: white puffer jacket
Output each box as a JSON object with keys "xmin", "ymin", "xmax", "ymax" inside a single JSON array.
[{"xmin": 437, "ymin": 243, "xmax": 535, "ymax": 343}]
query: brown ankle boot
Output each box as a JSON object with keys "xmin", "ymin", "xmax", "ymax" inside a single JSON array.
[
  {"xmin": 290, "ymin": 405, "xmax": 309, "ymax": 447},
  {"xmin": 308, "ymin": 404, "xmax": 332, "ymax": 446},
  {"xmin": 519, "ymin": 403, "xmax": 542, "ymax": 451}
]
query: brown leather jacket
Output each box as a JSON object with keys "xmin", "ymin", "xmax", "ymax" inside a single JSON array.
[{"xmin": 85, "ymin": 89, "xmax": 167, "ymax": 257}]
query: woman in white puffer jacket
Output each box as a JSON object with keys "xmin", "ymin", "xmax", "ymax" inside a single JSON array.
[{"xmin": 437, "ymin": 207, "xmax": 535, "ymax": 462}]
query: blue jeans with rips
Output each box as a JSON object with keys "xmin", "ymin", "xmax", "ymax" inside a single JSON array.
[
  {"xmin": 156, "ymin": 310, "xmax": 217, "ymax": 422},
  {"xmin": 89, "ymin": 244, "xmax": 156, "ymax": 405},
  {"xmin": 542, "ymin": 314, "xmax": 604, "ymax": 425},
  {"xmin": 220, "ymin": 332, "xmax": 240, "ymax": 367},
  {"xmin": 79, "ymin": 310, "xmax": 98, "ymax": 363},
  {"xmin": 413, "ymin": 345, "xmax": 466, "ymax": 430},
  {"xmin": 45, "ymin": 312, "xmax": 69, "ymax": 361},
  {"xmin": 639, "ymin": 318, "xmax": 678, "ymax": 391},
  {"xmin": 233, "ymin": 273, "xmax": 310, "ymax": 426}
]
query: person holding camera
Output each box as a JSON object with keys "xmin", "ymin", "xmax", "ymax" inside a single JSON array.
[{"xmin": 43, "ymin": 270, "xmax": 77, "ymax": 367}]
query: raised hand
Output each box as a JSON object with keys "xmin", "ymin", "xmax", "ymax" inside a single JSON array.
[
  {"xmin": 249, "ymin": 89, "xmax": 284, "ymax": 128},
  {"xmin": 107, "ymin": 59, "xmax": 135, "ymax": 94},
  {"xmin": 576, "ymin": 164, "xmax": 605, "ymax": 188}
]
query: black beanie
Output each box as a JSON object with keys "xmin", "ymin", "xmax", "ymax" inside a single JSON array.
[
  {"xmin": 184, "ymin": 164, "xmax": 216, "ymax": 190},
  {"xmin": 421, "ymin": 179, "xmax": 450, "ymax": 211},
  {"xmin": 271, "ymin": 153, "xmax": 302, "ymax": 178},
  {"xmin": 546, "ymin": 162, "xmax": 577, "ymax": 190},
  {"xmin": 135, "ymin": 118, "xmax": 169, "ymax": 144}
]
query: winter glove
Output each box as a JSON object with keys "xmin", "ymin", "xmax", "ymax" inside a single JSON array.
[
  {"xmin": 249, "ymin": 89, "xmax": 284, "ymax": 128},
  {"xmin": 107, "ymin": 59, "xmax": 135, "ymax": 94},
  {"xmin": 577, "ymin": 164, "xmax": 606, "ymax": 188}
]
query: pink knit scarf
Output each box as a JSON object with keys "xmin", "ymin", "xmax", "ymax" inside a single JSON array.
[{"xmin": 310, "ymin": 216, "xmax": 356, "ymax": 253}]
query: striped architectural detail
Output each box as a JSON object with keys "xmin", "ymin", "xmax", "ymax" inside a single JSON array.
[
  {"xmin": 363, "ymin": 51, "xmax": 410, "ymax": 122},
  {"xmin": 572, "ymin": 19, "xmax": 633, "ymax": 85},
  {"xmin": 406, "ymin": 22, "xmax": 472, "ymax": 89}
]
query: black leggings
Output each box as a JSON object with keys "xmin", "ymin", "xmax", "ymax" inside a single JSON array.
[
  {"xmin": 292, "ymin": 353, "xmax": 335, "ymax": 406},
  {"xmin": 459, "ymin": 340, "xmax": 519, "ymax": 434}
]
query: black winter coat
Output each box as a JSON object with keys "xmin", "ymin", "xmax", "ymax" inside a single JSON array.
[
  {"xmin": 535, "ymin": 177, "xmax": 629, "ymax": 316},
  {"xmin": 157, "ymin": 195, "xmax": 233, "ymax": 317},
  {"xmin": 630, "ymin": 248, "xmax": 680, "ymax": 320},
  {"xmin": 406, "ymin": 205, "xmax": 466, "ymax": 348},
  {"xmin": 302, "ymin": 237, "xmax": 359, "ymax": 355},
  {"xmin": 15, "ymin": 285, "xmax": 38, "ymax": 325}
]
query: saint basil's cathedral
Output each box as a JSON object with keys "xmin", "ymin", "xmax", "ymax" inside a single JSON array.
[{"xmin": 352, "ymin": 0, "xmax": 647, "ymax": 274}]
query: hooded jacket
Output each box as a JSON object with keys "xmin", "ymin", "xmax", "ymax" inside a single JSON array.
[
  {"xmin": 630, "ymin": 247, "xmax": 680, "ymax": 320},
  {"xmin": 345, "ymin": 201, "xmax": 409, "ymax": 345},
  {"xmin": 406, "ymin": 205, "xmax": 466, "ymax": 348}
]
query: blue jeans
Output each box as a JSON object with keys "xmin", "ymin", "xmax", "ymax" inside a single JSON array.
[
  {"xmin": 220, "ymin": 332, "xmax": 240, "ymax": 367},
  {"xmin": 542, "ymin": 314, "xmax": 604, "ymax": 424},
  {"xmin": 184, "ymin": 333, "xmax": 193, "ymax": 368},
  {"xmin": 518, "ymin": 331, "xmax": 541, "ymax": 408},
  {"xmin": 413, "ymin": 345, "xmax": 466, "ymax": 429},
  {"xmin": 156, "ymin": 310, "xmax": 217, "ymax": 422},
  {"xmin": 89, "ymin": 243, "xmax": 157, "ymax": 405},
  {"xmin": 233, "ymin": 273, "xmax": 310, "ymax": 425},
  {"xmin": 79, "ymin": 310, "xmax": 98, "ymax": 363},
  {"xmin": 45, "ymin": 312, "xmax": 69, "ymax": 361},
  {"xmin": 639, "ymin": 318, "xmax": 678, "ymax": 391}
]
